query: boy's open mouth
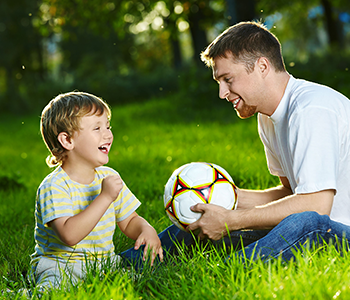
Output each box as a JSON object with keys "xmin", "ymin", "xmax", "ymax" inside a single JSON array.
[{"xmin": 98, "ymin": 144, "xmax": 110, "ymax": 154}]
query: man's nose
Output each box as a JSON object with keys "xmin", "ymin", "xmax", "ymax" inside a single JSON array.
[{"xmin": 219, "ymin": 83, "xmax": 229, "ymax": 100}]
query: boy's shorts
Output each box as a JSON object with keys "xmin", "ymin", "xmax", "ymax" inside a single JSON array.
[{"xmin": 32, "ymin": 254, "xmax": 121, "ymax": 290}]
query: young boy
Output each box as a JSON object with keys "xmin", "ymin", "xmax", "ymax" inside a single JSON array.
[{"xmin": 31, "ymin": 91, "xmax": 163, "ymax": 290}]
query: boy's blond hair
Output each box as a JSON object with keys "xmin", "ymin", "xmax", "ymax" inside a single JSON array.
[{"xmin": 41, "ymin": 91, "xmax": 111, "ymax": 167}]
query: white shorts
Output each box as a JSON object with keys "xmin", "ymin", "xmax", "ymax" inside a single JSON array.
[{"xmin": 32, "ymin": 254, "xmax": 121, "ymax": 290}]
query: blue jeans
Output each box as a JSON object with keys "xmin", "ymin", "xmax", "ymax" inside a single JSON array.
[
  {"xmin": 236, "ymin": 211, "xmax": 350, "ymax": 262},
  {"xmin": 119, "ymin": 211, "xmax": 350, "ymax": 267}
]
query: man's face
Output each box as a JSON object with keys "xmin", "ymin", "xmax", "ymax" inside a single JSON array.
[{"xmin": 212, "ymin": 54, "xmax": 263, "ymax": 119}]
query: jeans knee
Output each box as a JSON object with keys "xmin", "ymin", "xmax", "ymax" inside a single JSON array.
[{"xmin": 285, "ymin": 211, "xmax": 330, "ymax": 232}]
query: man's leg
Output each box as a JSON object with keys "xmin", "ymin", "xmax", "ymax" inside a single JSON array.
[
  {"xmin": 210, "ymin": 228, "xmax": 271, "ymax": 251},
  {"xmin": 232, "ymin": 211, "xmax": 350, "ymax": 262},
  {"xmin": 119, "ymin": 224, "xmax": 269, "ymax": 268}
]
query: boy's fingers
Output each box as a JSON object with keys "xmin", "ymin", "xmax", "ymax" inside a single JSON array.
[
  {"xmin": 142, "ymin": 244, "xmax": 149, "ymax": 261},
  {"xmin": 134, "ymin": 237, "xmax": 145, "ymax": 250},
  {"xmin": 158, "ymin": 247, "xmax": 164, "ymax": 262},
  {"xmin": 150, "ymin": 246, "xmax": 163, "ymax": 265},
  {"xmin": 150, "ymin": 251, "xmax": 157, "ymax": 266},
  {"xmin": 150, "ymin": 247, "xmax": 160, "ymax": 265}
]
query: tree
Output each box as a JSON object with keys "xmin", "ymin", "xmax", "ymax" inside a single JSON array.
[
  {"xmin": 257, "ymin": 0, "xmax": 350, "ymax": 51},
  {"xmin": 0, "ymin": 0, "xmax": 45, "ymax": 111},
  {"xmin": 226, "ymin": 0, "xmax": 256, "ymax": 25}
]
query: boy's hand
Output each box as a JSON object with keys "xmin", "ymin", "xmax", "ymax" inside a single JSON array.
[
  {"xmin": 100, "ymin": 175, "xmax": 123, "ymax": 203},
  {"xmin": 134, "ymin": 226, "xmax": 163, "ymax": 266},
  {"xmin": 118, "ymin": 213, "xmax": 163, "ymax": 266}
]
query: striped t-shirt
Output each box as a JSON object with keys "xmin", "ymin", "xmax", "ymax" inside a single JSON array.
[{"xmin": 31, "ymin": 166, "xmax": 140, "ymax": 265}]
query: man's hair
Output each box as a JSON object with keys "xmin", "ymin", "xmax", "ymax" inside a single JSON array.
[
  {"xmin": 201, "ymin": 21, "xmax": 286, "ymax": 73},
  {"xmin": 40, "ymin": 91, "xmax": 111, "ymax": 167}
]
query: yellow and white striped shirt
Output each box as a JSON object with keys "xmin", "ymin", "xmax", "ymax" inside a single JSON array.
[{"xmin": 31, "ymin": 166, "xmax": 140, "ymax": 265}]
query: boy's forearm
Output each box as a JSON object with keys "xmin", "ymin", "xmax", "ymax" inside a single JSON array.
[
  {"xmin": 118, "ymin": 213, "xmax": 156, "ymax": 240},
  {"xmin": 50, "ymin": 194, "xmax": 112, "ymax": 246}
]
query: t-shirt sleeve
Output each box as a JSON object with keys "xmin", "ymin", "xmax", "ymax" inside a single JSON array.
[
  {"xmin": 38, "ymin": 180, "xmax": 74, "ymax": 226},
  {"xmin": 101, "ymin": 167, "xmax": 141, "ymax": 222},
  {"xmin": 288, "ymin": 106, "xmax": 339, "ymax": 194},
  {"xmin": 113, "ymin": 183, "xmax": 141, "ymax": 222}
]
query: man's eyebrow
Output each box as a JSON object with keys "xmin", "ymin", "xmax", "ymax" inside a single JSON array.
[{"xmin": 213, "ymin": 71, "xmax": 230, "ymax": 81}]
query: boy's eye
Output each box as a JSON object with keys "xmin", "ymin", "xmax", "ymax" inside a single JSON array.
[
  {"xmin": 94, "ymin": 127, "xmax": 100, "ymax": 130},
  {"xmin": 108, "ymin": 126, "xmax": 112, "ymax": 130}
]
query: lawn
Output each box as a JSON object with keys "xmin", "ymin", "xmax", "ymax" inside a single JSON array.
[{"xmin": 1, "ymin": 93, "xmax": 349, "ymax": 299}]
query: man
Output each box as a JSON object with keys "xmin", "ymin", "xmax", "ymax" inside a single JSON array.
[{"xmin": 184, "ymin": 21, "xmax": 350, "ymax": 261}]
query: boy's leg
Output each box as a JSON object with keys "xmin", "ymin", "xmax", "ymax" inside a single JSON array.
[
  {"xmin": 33, "ymin": 257, "xmax": 63, "ymax": 291},
  {"xmin": 232, "ymin": 211, "xmax": 350, "ymax": 262},
  {"xmin": 33, "ymin": 257, "xmax": 84, "ymax": 291}
]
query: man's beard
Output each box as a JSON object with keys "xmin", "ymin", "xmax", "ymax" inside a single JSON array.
[{"xmin": 235, "ymin": 102, "xmax": 257, "ymax": 119}]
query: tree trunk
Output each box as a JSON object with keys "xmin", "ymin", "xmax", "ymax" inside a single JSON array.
[
  {"xmin": 320, "ymin": 0, "xmax": 343, "ymax": 48},
  {"xmin": 187, "ymin": 5, "xmax": 208, "ymax": 66},
  {"xmin": 171, "ymin": 38, "xmax": 183, "ymax": 69},
  {"xmin": 226, "ymin": 0, "xmax": 256, "ymax": 26}
]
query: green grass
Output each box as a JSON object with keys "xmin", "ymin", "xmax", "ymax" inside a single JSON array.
[{"xmin": 1, "ymin": 94, "xmax": 349, "ymax": 299}]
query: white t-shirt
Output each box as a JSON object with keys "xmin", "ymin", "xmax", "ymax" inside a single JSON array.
[{"xmin": 258, "ymin": 75, "xmax": 350, "ymax": 225}]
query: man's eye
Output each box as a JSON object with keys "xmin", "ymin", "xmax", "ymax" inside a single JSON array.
[{"xmin": 225, "ymin": 77, "xmax": 232, "ymax": 83}]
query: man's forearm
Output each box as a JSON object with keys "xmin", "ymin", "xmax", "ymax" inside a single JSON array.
[
  {"xmin": 230, "ymin": 189, "xmax": 334, "ymax": 230},
  {"xmin": 237, "ymin": 185, "xmax": 293, "ymax": 209}
]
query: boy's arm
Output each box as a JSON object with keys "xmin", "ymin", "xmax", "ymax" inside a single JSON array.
[
  {"xmin": 50, "ymin": 175, "xmax": 123, "ymax": 246},
  {"xmin": 118, "ymin": 212, "xmax": 163, "ymax": 265}
]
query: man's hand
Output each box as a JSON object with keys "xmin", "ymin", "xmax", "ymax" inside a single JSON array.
[
  {"xmin": 186, "ymin": 203, "xmax": 233, "ymax": 240},
  {"xmin": 100, "ymin": 174, "xmax": 123, "ymax": 203}
]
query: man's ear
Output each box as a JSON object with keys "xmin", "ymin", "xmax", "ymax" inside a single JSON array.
[
  {"xmin": 57, "ymin": 132, "xmax": 74, "ymax": 150},
  {"xmin": 257, "ymin": 57, "xmax": 270, "ymax": 78}
]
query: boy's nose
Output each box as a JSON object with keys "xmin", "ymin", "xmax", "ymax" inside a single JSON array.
[{"xmin": 104, "ymin": 129, "xmax": 113, "ymax": 140}]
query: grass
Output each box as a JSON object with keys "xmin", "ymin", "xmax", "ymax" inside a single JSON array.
[{"xmin": 1, "ymin": 93, "xmax": 349, "ymax": 299}]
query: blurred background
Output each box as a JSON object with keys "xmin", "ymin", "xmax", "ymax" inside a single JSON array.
[{"xmin": 1, "ymin": 0, "xmax": 350, "ymax": 115}]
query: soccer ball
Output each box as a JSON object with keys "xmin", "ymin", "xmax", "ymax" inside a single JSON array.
[{"xmin": 164, "ymin": 162, "xmax": 238, "ymax": 231}]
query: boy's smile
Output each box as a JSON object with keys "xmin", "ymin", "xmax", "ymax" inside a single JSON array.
[{"xmin": 98, "ymin": 142, "xmax": 112, "ymax": 154}]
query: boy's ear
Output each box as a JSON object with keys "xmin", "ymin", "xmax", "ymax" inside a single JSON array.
[{"xmin": 57, "ymin": 132, "xmax": 74, "ymax": 151}]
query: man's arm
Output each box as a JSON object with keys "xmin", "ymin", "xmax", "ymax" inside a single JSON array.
[
  {"xmin": 237, "ymin": 176, "xmax": 292, "ymax": 209},
  {"xmin": 187, "ymin": 177, "xmax": 335, "ymax": 240},
  {"xmin": 233, "ymin": 189, "xmax": 334, "ymax": 230}
]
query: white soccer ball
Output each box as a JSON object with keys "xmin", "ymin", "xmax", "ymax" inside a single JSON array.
[{"xmin": 164, "ymin": 162, "xmax": 238, "ymax": 231}]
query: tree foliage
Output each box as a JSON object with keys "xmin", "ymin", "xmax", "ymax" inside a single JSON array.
[
  {"xmin": 258, "ymin": 0, "xmax": 350, "ymax": 55},
  {"xmin": 0, "ymin": 0, "xmax": 44, "ymax": 110},
  {"xmin": 0, "ymin": 0, "xmax": 350, "ymax": 113}
]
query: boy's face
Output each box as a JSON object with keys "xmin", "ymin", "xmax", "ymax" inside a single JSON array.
[{"xmin": 69, "ymin": 111, "xmax": 113, "ymax": 169}]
